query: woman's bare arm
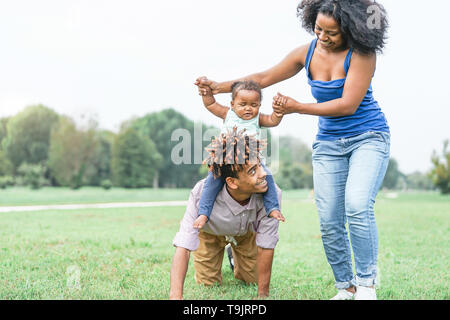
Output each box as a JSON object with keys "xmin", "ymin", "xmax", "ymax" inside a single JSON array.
[
  {"xmin": 195, "ymin": 44, "xmax": 309, "ymax": 95},
  {"xmin": 273, "ymin": 53, "xmax": 377, "ymax": 117}
]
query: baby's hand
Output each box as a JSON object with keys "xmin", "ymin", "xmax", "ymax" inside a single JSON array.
[
  {"xmin": 272, "ymin": 95, "xmax": 286, "ymax": 117},
  {"xmin": 193, "ymin": 215, "xmax": 209, "ymax": 229},
  {"xmin": 195, "ymin": 76, "xmax": 214, "ymax": 96},
  {"xmin": 268, "ymin": 210, "xmax": 285, "ymax": 222},
  {"xmin": 194, "ymin": 76, "xmax": 219, "ymax": 95},
  {"xmin": 273, "ymin": 92, "xmax": 297, "ymax": 115},
  {"xmin": 197, "ymin": 84, "xmax": 213, "ymax": 97}
]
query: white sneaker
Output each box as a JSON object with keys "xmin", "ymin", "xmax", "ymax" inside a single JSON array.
[
  {"xmin": 330, "ymin": 289, "xmax": 355, "ymax": 300},
  {"xmin": 354, "ymin": 286, "xmax": 377, "ymax": 300}
]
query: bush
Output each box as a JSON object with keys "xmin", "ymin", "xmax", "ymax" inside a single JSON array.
[
  {"xmin": 0, "ymin": 176, "xmax": 10, "ymax": 189},
  {"xmin": 430, "ymin": 140, "xmax": 450, "ymax": 195},
  {"xmin": 0, "ymin": 150, "xmax": 13, "ymax": 176},
  {"xmin": 101, "ymin": 179, "xmax": 113, "ymax": 190},
  {"xmin": 17, "ymin": 163, "xmax": 48, "ymax": 190},
  {"xmin": 274, "ymin": 162, "xmax": 313, "ymax": 190},
  {"xmin": 0, "ymin": 176, "xmax": 15, "ymax": 189}
]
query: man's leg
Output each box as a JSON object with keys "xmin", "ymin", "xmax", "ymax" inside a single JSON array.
[
  {"xmin": 193, "ymin": 231, "xmax": 227, "ymax": 286},
  {"xmin": 231, "ymin": 231, "xmax": 258, "ymax": 284}
]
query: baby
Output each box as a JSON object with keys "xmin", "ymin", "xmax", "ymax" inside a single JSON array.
[{"xmin": 193, "ymin": 79, "xmax": 286, "ymax": 229}]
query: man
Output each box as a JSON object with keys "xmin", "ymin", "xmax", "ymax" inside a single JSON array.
[{"xmin": 169, "ymin": 129, "xmax": 284, "ymax": 299}]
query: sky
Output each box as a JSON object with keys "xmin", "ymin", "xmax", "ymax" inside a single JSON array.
[{"xmin": 0, "ymin": 0, "xmax": 449, "ymax": 174}]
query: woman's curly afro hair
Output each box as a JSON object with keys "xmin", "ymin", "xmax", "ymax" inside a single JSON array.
[{"xmin": 297, "ymin": 0, "xmax": 388, "ymax": 55}]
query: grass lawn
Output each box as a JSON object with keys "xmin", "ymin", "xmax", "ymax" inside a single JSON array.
[
  {"xmin": 0, "ymin": 187, "xmax": 310, "ymax": 206},
  {"xmin": 0, "ymin": 187, "xmax": 191, "ymax": 206},
  {"xmin": 0, "ymin": 189, "xmax": 448, "ymax": 299}
]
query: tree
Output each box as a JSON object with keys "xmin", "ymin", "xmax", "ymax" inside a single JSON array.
[
  {"xmin": 111, "ymin": 127, "xmax": 162, "ymax": 188},
  {"xmin": 382, "ymin": 158, "xmax": 402, "ymax": 189},
  {"xmin": 0, "ymin": 117, "xmax": 9, "ymax": 147},
  {"xmin": 405, "ymin": 171, "xmax": 434, "ymax": 190},
  {"xmin": 429, "ymin": 140, "xmax": 450, "ymax": 194},
  {"xmin": 84, "ymin": 130, "xmax": 115, "ymax": 186},
  {"xmin": 0, "ymin": 149, "xmax": 13, "ymax": 176},
  {"xmin": 276, "ymin": 162, "xmax": 303, "ymax": 189},
  {"xmin": 47, "ymin": 116, "xmax": 99, "ymax": 189},
  {"xmin": 17, "ymin": 163, "xmax": 48, "ymax": 189},
  {"xmin": 2, "ymin": 105, "xmax": 59, "ymax": 172},
  {"xmin": 131, "ymin": 108, "xmax": 218, "ymax": 188},
  {"xmin": 278, "ymin": 135, "xmax": 312, "ymax": 165},
  {"xmin": 274, "ymin": 135, "xmax": 313, "ymax": 189}
]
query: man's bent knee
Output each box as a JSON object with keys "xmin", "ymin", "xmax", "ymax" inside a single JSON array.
[{"xmin": 194, "ymin": 271, "xmax": 222, "ymax": 286}]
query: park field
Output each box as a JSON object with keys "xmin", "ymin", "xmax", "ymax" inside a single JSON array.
[{"xmin": 0, "ymin": 188, "xmax": 448, "ymax": 300}]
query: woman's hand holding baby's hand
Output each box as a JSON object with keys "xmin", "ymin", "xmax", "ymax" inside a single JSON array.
[
  {"xmin": 197, "ymin": 83, "xmax": 212, "ymax": 96},
  {"xmin": 272, "ymin": 94, "xmax": 287, "ymax": 117},
  {"xmin": 272, "ymin": 92, "xmax": 298, "ymax": 115},
  {"xmin": 195, "ymin": 76, "xmax": 219, "ymax": 96}
]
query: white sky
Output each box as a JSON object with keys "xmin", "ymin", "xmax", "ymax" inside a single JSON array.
[{"xmin": 0, "ymin": 0, "xmax": 449, "ymax": 174}]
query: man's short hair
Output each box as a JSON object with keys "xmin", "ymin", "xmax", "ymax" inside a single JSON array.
[{"xmin": 203, "ymin": 127, "xmax": 266, "ymax": 180}]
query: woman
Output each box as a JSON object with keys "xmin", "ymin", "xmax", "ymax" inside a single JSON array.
[{"xmin": 195, "ymin": 0, "xmax": 390, "ymax": 300}]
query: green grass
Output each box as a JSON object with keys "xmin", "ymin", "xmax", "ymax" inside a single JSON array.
[
  {"xmin": 0, "ymin": 189, "xmax": 448, "ymax": 299},
  {"xmin": 0, "ymin": 187, "xmax": 310, "ymax": 206},
  {"xmin": 0, "ymin": 187, "xmax": 191, "ymax": 206}
]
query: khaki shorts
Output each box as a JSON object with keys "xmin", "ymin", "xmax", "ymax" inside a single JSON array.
[{"xmin": 193, "ymin": 230, "xmax": 257, "ymax": 286}]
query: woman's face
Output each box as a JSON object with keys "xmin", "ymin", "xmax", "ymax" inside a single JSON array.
[{"xmin": 314, "ymin": 13, "xmax": 345, "ymax": 51}]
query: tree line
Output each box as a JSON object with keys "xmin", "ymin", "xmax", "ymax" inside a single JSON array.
[
  {"xmin": 0, "ymin": 105, "xmax": 447, "ymax": 193},
  {"xmin": 0, "ymin": 105, "xmax": 311, "ymax": 190}
]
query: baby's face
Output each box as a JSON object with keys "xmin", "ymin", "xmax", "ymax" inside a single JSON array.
[{"xmin": 231, "ymin": 90, "xmax": 261, "ymax": 120}]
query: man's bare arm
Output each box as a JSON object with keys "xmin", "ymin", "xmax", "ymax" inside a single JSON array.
[
  {"xmin": 169, "ymin": 247, "xmax": 190, "ymax": 300},
  {"xmin": 256, "ymin": 247, "xmax": 274, "ymax": 298}
]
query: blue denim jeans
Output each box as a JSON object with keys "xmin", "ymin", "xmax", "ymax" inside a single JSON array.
[
  {"xmin": 312, "ymin": 131, "xmax": 390, "ymax": 289},
  {"xmin": 198, "ymin": 163, "xmax": 280, "ymax": 219}
]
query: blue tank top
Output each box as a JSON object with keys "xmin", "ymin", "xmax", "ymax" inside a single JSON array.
[{"xmin": 305, "ymin": 38, "xmax": 389, "ymax": 140}]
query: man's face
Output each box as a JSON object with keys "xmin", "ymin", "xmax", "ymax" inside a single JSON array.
[{"xmin": 233, "ymin": 161, "xmax": 268, "ymax": 194}]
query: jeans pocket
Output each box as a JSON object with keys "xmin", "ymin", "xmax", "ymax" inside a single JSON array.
[
  {"xmin": 367, "ymin": 131, "xmax": 390, "ymax": 154},
  {"xmin": 382, "ymin": 133, "xmax": 391, "ymax": 154},
  {"xmin": 380, "ymin": 132, "xmax": 391, "ymax": 144},
  {"xmin": 367, "ymin": 131, "xmax": 388, "ymax": 142}
]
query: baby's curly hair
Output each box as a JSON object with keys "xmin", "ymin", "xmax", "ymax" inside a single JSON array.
[
  {"xmin": 203, "ymin": 127, "xmax": 266, "ymax": 180},
  {"xmin": 297, "ymin": 0, "xmax": 388, "ymax": 55},
  {"xmin": 231, "ymin": 80, "xmax": 262, "ymax": 102}
]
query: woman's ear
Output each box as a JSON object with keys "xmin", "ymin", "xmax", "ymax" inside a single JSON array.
[{"xmin": 225, "ymin": 176, "xmax": 238, "ymax": 190}]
